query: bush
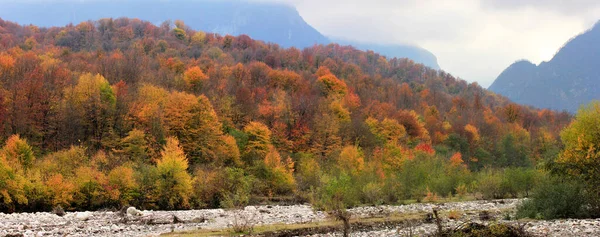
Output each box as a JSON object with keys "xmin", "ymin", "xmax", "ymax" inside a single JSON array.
[
  {"xmin": 501, "ymin": 168, "xmax": 540, "ymax": 198},
  {"xmin": 476, "ymin": 169, "xmax": 503, "ymax": 199},
  {"xmin": 516, "ymin": 177, "xmax": 589, "ymax": 219}
]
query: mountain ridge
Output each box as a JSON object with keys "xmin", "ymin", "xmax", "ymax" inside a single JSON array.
[
  {"xmin": 0, "ymin": 0, "xmax": 441, "ymax": 69},
  {"xmin": 489, "ymin": 21, "xmax": 600, "ymax": 112}
]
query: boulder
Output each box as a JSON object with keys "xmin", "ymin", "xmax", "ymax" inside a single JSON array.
[{"xmin": 127, "ymin": 207, "xmax": 144, "ymax": 217}]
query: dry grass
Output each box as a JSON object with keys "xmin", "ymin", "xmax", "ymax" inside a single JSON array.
[{"xmin": 163, "ymin": 212, "xmax": 426, "ymax": 237}]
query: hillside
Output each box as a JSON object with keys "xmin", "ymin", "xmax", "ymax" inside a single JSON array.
[
  {"xmin": 334, "ymin": 39, "xmax": 440, "ymax": 70},
  {"xmin": 0, "ymin": 17, "xmax": 570, "ymax": 213},
  {"xmin": 489, "ymin": 21, "xmax": 600, "ymax": 112},
  {"xmin": 0, "ymin": 0, "xmax": 440, "ymax": 69}
]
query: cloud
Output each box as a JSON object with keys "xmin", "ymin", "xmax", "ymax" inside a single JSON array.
[{"xmin": 480, "ymin": 0, "xmax": 600, "ymax": 15}]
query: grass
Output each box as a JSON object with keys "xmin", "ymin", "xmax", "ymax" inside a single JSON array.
[
  {"xmin": 163, "ymin": 195, "xmax": 506, "ymax": 237},
  {"xmin": 163, "ymin": 212, "xmax": 426, "ymax": 237}
]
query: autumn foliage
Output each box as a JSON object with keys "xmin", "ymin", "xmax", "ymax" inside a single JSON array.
[{"xmin": 0, "ymin": 17, "xmax": 571, "ymax": 212}]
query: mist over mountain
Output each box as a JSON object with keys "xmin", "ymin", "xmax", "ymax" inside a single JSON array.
[
  {"xmin": 0, "ymin": 0, "xmax": 440, "ymax": 69},
  {"xmin": 0, "ymin": 0, "xmax": 329, "ymax": 48},
  {"xmin": 489, "ymin": 21, "xmax": 600, "ymax": 113},
  {"xmin": 333, "ymin": 39, "xmax": 440, "ymax": 70}
]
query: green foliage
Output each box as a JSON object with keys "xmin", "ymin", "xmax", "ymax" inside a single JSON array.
[
  {"xmin": 313, "ymin": 172, "xmax": 359, "ymax": 212},
  {"xmin": 517, "ymin": 177, "xmax": 589, "ymax": 220},
  {"xmin": 218, "ymin": 167, "xmax": 254, "ymax": 209},
  {"xmin": 496, "ymin": 134, "xmax": 531, "ymax": 167},
  {"xmin": 295, "ymin": 153, "xmax": 321, "ymax": 192},
  {"xmin": 72, "ymin": 166, "xmax": 108, "ymax": 209},
  {"xmin": 476, "ymin": 169, "xmax": 503, "ymax": 200},
  {"xmin": 118, "ymin": 129, "xmax": 149, "ymax": 163},
  {"xmin": 501, "ymin": 167, "xmax": 540, "ymax": 198}
]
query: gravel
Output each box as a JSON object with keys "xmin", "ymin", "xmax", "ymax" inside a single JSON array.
[{"xmin": 1, "ymin": 199, "xmax": 599, "ymax": 236}]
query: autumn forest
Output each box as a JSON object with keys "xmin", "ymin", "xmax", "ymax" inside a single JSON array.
[{"xmin": 0, "ymin": 18, "xmax": 574, "ymax": 213}]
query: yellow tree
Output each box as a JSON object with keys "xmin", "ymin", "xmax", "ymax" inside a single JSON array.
[
  {"xmin": 556, "ymin": 101, "xmax": 600, "ymax": 210},
  {"xmin": 338, "ymin": 146, "xmax": 365, "ymax": 176},
  {"xmin": 366, "ymin": 117, "xmax": 407, "ymax": 146},
  {"xmin": 107, "ymin": 165, "xmax": 138, "ymax": 206},
  {"xmin": 0, "ymin": 154, "xmax": 27, "ymax": 209},
  {"xmin": 155, "ymin": 137, "xmax": 193, "ymax": 209},
  {"xmin": 262, "ymin": 146, "xmax": 296, "ymax": 195},
  {"xmin": 2, "ymin": 134, "xmax": 35, "ymax": 172},
  {"xmin": 64, "ymin": 73, "xmax": 116, "ymax": 149},
  {"xmin": 243, "ymin": 121, "xmax": 272, "ymax": 164},
  {"xmin": 163, "ymin": 92, "xmax": 238, "ymax": 165}
]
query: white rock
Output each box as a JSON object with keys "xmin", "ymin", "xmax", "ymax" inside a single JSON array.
[
  {"xmin": 74, "ymin": 212, "xmax": 92, "ymax": 221},
  {"xmin": 127, "ymin": 207, "xmax": 144, "ymax": 216}
]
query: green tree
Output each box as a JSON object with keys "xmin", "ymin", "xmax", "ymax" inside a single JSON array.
[
  {"xmin": 118, "ymin": 129, "xmax": 149, "ymax": 163},
  {"xmin": 313, "ymin": 172, "xmax": 359, "ymax": 237}
]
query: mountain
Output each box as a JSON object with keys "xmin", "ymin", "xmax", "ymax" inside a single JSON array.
[
  {"xmin": 0, "ymin": 0, "xmax": 329, "ymax": 49},
  {"xmin": 489, "ymin": 21, "xmax": 600, "ymax": 112},
  {"xmin": 333, "ymin": 40, "xmax": 440, "ymax": 70},
  {"xmin": 0, "ymin": 0, "xmax": 440, "ymax": 69},
  {"xmin": 0, "ymin": 16, "xmax": 570, "ymax": 213}
]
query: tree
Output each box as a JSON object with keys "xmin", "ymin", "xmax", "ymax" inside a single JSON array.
[
  {"xmin": 313, "ymin": 172, "xmax": 358, "ymax": 237},
  {"xmin": 2, "ymin": 134, "xmax": 35, "ymax": 172},
  {"xmin": 555, "ymin": 101, "xmax": 600, "ymax": 213},
  {"xmin": 0, "ymin": 155, "xmax": 27, "ymax": 210},
  {"xmin": 64, "ymin": 73, "xmax": 116, "ymax": 149},
  {"xmin": 45, "ymin": 173, "xmax": 75, "ymax": 208},
  {"xmin": 183, "ymin": 66, "xmax": 209, "ymax": 91},
  {"xmin": 317, "ymin": 73, "xmax": 347, "ymax": 97},
  {"xmin": 366, "ymin": 117, "xmax": 406, "ymax": 146},
  {"xmin": 173, "ymin": 28, "xmax": 187, "ymax": 41},
  {"xmin": 259, "ymin": 146, "xmax": 295, "ymax": 195},
  {"xmin": 107, "ymin": 165, "xmax": 138, "ymax": 206},
  {"xmin": 337, "ymin": 146, "xmax": 365, "ymax": 176},
  {"xmin": 243, "ymin": 121, "xmax": 272, "ymax": 164},
  {"xmin": 118, "ymin": 129, "xmax": 149, "ymax": 163},
  {"xmin": 163, "ymin": 93, "xmax": 236, "ymax": 165},
  {"xmin": 72, "ymin": 166, "xmax": 108, "ymax": 209},
  {"xmin": 191, "ymin": 31, "xmax": 206, "ymax": 46},
  {"xmin": 155, "ymin": 137, "xmax": 193, "ymax": 209}
]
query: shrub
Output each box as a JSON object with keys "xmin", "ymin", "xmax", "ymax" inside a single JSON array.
[
  {"xmin": 448, "ymin": 210, "xmax": 461, "ymax": 220},
  {"xmin": 360, "ymin": 182, "xmax": 384, "ymax": 205},
  {"xmin": 476, "ymin": 169, "xmax": 504, "ymax": 199},
  {"xmin": 516, "ymin": 177, "xmax": 589, "ymax": 220},
  {"xmin": 313, "ymin": 172, "xmax": 359, "ymax": 237}
]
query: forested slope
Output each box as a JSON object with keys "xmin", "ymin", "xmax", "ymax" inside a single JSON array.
[{"xmin": 0, "ymin": 18, "xmax": 570, "ymax": 212}]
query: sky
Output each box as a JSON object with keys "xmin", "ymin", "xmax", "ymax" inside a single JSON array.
[{"xmin": 254, "ymin": 0, "xmax": 600, "ymax": 88}]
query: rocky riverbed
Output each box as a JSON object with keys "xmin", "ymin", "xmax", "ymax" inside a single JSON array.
[{"xmin": 1, "ymin": 199, "xmax": 599, "ymax": 236}]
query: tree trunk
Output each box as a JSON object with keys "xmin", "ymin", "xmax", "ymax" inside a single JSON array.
[{"xmin": 339, "ymin": 214, "xmax": 350, "ymax": 237}]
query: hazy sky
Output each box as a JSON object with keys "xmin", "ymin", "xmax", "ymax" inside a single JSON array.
[{"xmin": 255, "ymin": 0, "xmax": 600, "ymax": 88}]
